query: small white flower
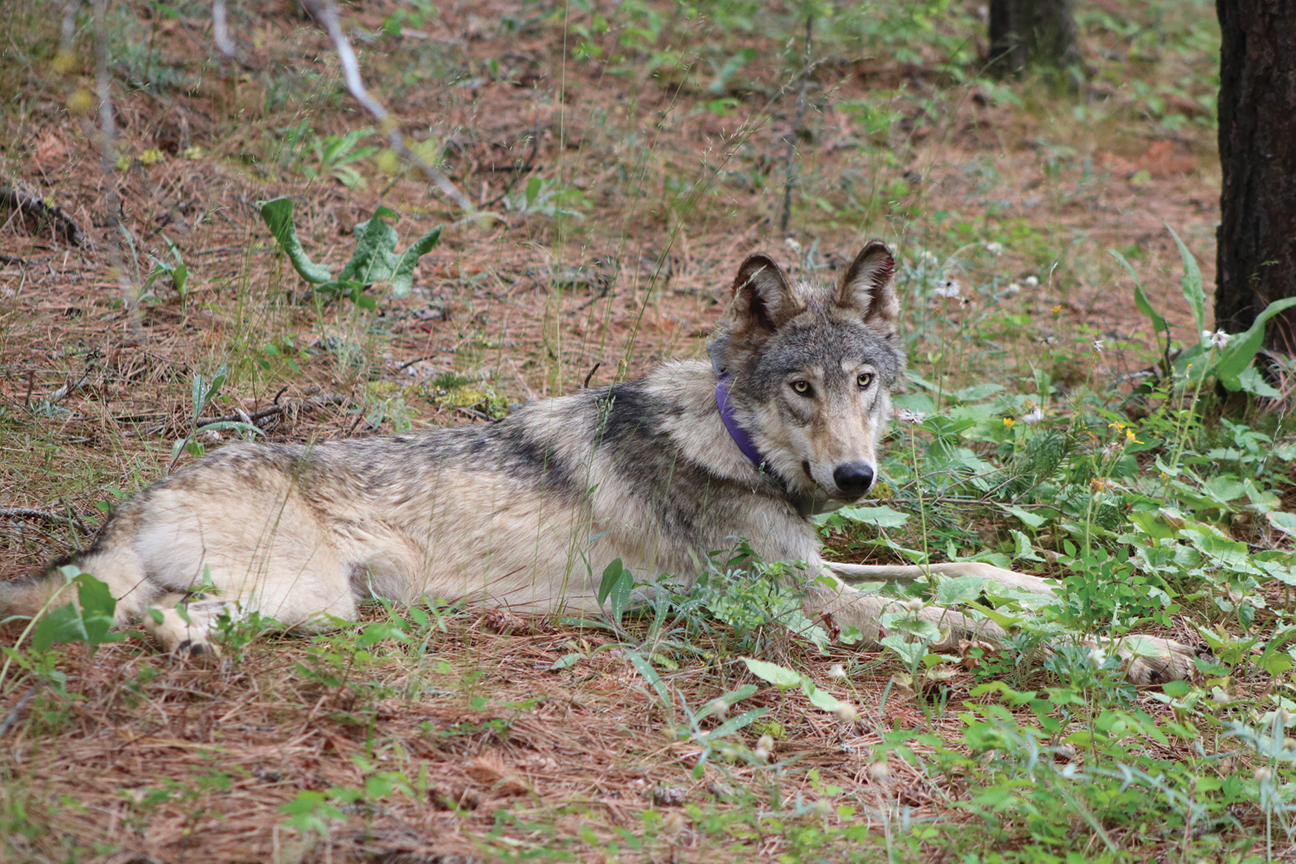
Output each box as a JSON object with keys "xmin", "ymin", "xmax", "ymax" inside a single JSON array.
[
  {"xmin": 1255, "ymin": 766, "xmax": 1273, "ymax": 783},
  {"xmin": 920, "ymin": 249, "xmax": 939, "ymax": 264},
  {"xmin": 1203, "ymin": 329, "xmax": 1232, "ymax": 350},
  {"xmin": 1092, "ymin": 339, "xmax": 1104, "ymax": 353},
  {"xmin": 985, "ymin": 241, "xmax": 1004, "ymax": 256},
  {"xmin": 1004, "ymin": 282, "xmax": 1022, "ymax": 294},
  {"xmin": 934, "ymin": 278, "xmax": 962, "ymax": 299},
  {"xmin": 828, "ymin": 663, "xmax": 846, "ymax": 679},
  {"xmin": 1022, "ymin": 407, "xmax": 1044, "ymax": 424},
  {"xmin": 1023, "ymin": 275, "xmax": 1039, "ymax": 288},
  {"xmin": 709, "ymin": 698, "xmax": 729, "ymax": 719},
  {"xmin": 754, "ymin": 734, "xmax": 775, "ymax": 763},
  {"xmin": 868, "ymin": 761, "xmax": 890, "ymax": 782},
  {"xmin": 834, "ymin": 702, "xmax": 859, "ymax": 723},
  {"xmin": 904, "ymin": 596, "xmax": 924, "ymax": 614},
  {"xmin": 895, "ymin": 409, "xmax": 926, "ymax": 425},
  {"xmin": 1088, "ymin": 647, "xmax": 1108, "ymax": 667},
  {"xmin": 784, "ymin": 237, "xmax": 802, "ymax": 253}
]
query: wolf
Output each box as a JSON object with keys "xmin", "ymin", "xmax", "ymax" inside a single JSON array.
[{"xmin": 0, "ymin": 242, "xmax": 1194, "ymax": 683}]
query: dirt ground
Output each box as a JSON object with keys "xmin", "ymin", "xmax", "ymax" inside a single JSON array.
[{"xmin": 0, "ymin": 0, "xmax": 1234, "ymax": 860}]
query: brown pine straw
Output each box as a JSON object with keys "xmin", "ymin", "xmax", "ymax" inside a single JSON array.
[{"xmin": 0, "ymin": 609, "xmax": 943, "ymax": 862}]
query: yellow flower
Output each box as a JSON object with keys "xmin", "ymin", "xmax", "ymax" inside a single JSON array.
[
  {"xmin": 1125, "ymin": 428, "xmax": 1142, "ymax": 444},
  {"xmin": 1003, "ymin": 417, "xmax": 1015, "ymax": 428}
]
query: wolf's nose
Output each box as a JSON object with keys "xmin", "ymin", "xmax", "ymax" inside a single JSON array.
[{"xmin": 833, "ymin": 462, "xmax": 875, "ymax": 499}]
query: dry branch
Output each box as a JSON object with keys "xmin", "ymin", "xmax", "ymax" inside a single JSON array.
[
  {"xmin": 195, "ymin": 391, "xmax": 347, "ymax": 429},
  {"xmin": 299, "ymin": 0, "xmax": 475, "ymax": 213},
  {"xmin": 0, "ymin": 184, "xmax": 85, "ymax": 247}
]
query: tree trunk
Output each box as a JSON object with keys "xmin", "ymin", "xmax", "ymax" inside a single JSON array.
[
  {"xmin": 988, "ymin": 0, "xmax": 1080, "ymax": 78},
  {"xmin": 1215, "ymin": 0, "xmax": 1296, "ymax": 352}
]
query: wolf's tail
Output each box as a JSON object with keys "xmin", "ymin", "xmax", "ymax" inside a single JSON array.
[{"xmin": 0, "ymin": 568, "xmax": 81, "ymax": 621}]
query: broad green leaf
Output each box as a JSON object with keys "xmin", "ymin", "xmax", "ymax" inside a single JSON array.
[
  {"xmin": 880, "ymin": 634, "xmax": 926, "ymax": 665},
  {"xmin": 1110, "ymin": 249, "xmax": 1168, "ymax": 340},
  {"xmin": 953, "ymin": 383, "xmax": 1004, "ymax": 402},
  {"xmin": 549, "ymin": 653, "xmax": 581, "ymax": 671},
  {"xmin": 260, "ymin": 198, "xmax": 333, "ymax": 284},
  {"xmin": 1008, "ymin": 505, "xmax": 1046, "ymax": 529},
  {"xmin": 1166, "ymin": 225, "xmax": 1205, "ymax": 336},
  {"xmin": 1260, "ymin": 650, "xmax": 1294, "ymax": 676},
  {"xmin": 835, "ymin": 505, "xmax": 909, "ymax": 528},
  {"xmin": 73, "ymin": 573, "xmax": 117, "ymax": 653},
  {"xmin": 1236, "ymin": 366, "xmax": 1284, "ymax": 398},
  {"xmin": 1116, "ymin": 635, "xmax": 1170, "ymax": 658},
  {"xmin": 936, "ymin": 575, "xmax": 989, "ymax": 605},
  {"xmin": 1201, "ymin": 476, "xmax": 1246, "ymax": 504},
  {"xmin": 596, "ymin": 558, "xmax": 623, "ymax": 605},
  {"xmin": 741, "ymin": 657, "xmax": 803, "ymax": 689},
  {"xmin": 389, "ymin": 226, "xmax": 442, "ymax": 297},
  {"xmin": 32, "ymin": 603, "xmax": 87, "ymax": 651},
  {"xmin": 1266, "ymin": 511, "xmax": 1296, "ymax": 539},
  {"xmin": 338, "ymin": 215, "xmax": 399, "ymax": 285},
  {"xmin": 805, "ymin": 687, "xmax": 842, "ymax": 712}
]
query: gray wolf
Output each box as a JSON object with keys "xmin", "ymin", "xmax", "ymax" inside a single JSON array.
[{"xmin": 0, "ymin": 243, "xmax": 1194, "ymax": 683}]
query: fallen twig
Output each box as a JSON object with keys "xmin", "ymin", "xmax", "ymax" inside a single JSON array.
[
  {"xmin": 0, "ymin": 508, "xmax": 82, "ymax": 528},
  {"xmin": 0, "ymin": 184, "xmax": 86, "ymax": 247},
  {"xmin": 0, "ymin": 683, "xmax": 45, "ymax": 738},
  {"xmin": 195, "ymin": 392, "xmax": 347, "ymax": 428}
]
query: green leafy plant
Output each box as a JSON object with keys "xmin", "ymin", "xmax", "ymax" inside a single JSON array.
[
  {"xmin": 306, "ymin": 127, "xmax": 378, "ymax": 189},
  {"xmin": 260, "ymin": 197, "xmax": 441, "ymax": 307},
  {"xmin": 144, "ymin": 237, "xmax": 188, "ymax": 303},
  {"xmin": 1114, "ymin": 224, "xmax": 1296, "ymax": 396},
  {"xmin": 167, "ymin": 363, "xmax": 262, "ymax": 470},
  {"xmin": 0, "ymin": 568, "xmax": 123, "ymax": 693}
]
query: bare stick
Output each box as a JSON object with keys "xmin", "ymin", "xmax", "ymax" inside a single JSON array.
[
  {"xmin": 91, "ymin": 0, "xmax": 141, "ymax": 328},
  {"xmin": 778, "ymin": 14, "xmax": 813, "ymax": 234},
  {"xmin": 299, "ymin": 0, "xmax": 474, "ymax": 213},
  {"xmin": 0, "ymin": 508, "xmax": 82, "ymax": 528},
  {"xmin": 212, "ymin": 0, "xmax": 236, "ymax": 58},
  {"xmin": 60, "ymin": 0, "xmax": 83, "ymax": 56},
  {"xmin": 0, "ymin": 683, "xmax": 45, "ymax": 738}
]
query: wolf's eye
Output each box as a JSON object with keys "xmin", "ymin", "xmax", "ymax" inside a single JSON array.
[
  {"xmin": 790, "ymin": 380, "xmax": 813, "ymax": 396},
  {"xmin": 857, "ymin": 372, "xmax": 874, "ymax": 390}
]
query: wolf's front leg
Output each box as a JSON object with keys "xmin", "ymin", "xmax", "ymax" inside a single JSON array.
[
  {"xmin": 802, "ymin": 568, "xmax": 1199, "ymax": 684},
  {"xmin": 800, "ymin": 572, "xmax": 1006, "ymax": 651}
]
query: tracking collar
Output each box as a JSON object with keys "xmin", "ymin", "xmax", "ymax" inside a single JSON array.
[{"xmin": 714, "ymin": 374, "xmax": 769, "ymax": 473}]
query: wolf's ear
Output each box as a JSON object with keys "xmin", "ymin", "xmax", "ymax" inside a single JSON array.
[
  {"xmin": 730, "ymin": 254, "xmax": 802, "ymax": 336},
  {"xmin": 837, "ymin": 242, "xmax": 898, "ymax": 336}
]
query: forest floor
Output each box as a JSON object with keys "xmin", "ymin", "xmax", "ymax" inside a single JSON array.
[{"xmin": 0, "ymin": 0, "xmax": 1266, "ymax": 861}]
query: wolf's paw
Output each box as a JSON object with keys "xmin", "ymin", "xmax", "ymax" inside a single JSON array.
[
  {"xmin": 1114, "ymin": 636, "xmax": 1202, "ymax": 685},
  {"xmin": 145, "ymin": 606, "xmax": 220, "ymax": 661}
]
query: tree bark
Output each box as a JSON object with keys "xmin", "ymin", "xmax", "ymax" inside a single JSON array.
[
  {"xmin": 1215, "ymin": 0, "xmax": 1296, "ymax": 351},
  {"xmin": 988, "ymin": 0, "xmax": 1080, "ymax": 78}
]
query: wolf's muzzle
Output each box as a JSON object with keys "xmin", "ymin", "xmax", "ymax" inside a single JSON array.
[{"xmin": 833, "ymin": 462, "xmax": 875, "ymax": 499}]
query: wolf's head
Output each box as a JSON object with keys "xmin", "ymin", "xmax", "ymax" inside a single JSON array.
[{"xmin": 708, "ymin": 242, "xmax": 904, "ymax": 508}]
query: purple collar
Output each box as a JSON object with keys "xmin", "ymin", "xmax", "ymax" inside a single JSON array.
[{"xmin": 715, "ymin": 374, "xmax": 769, "ymax": 473}]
